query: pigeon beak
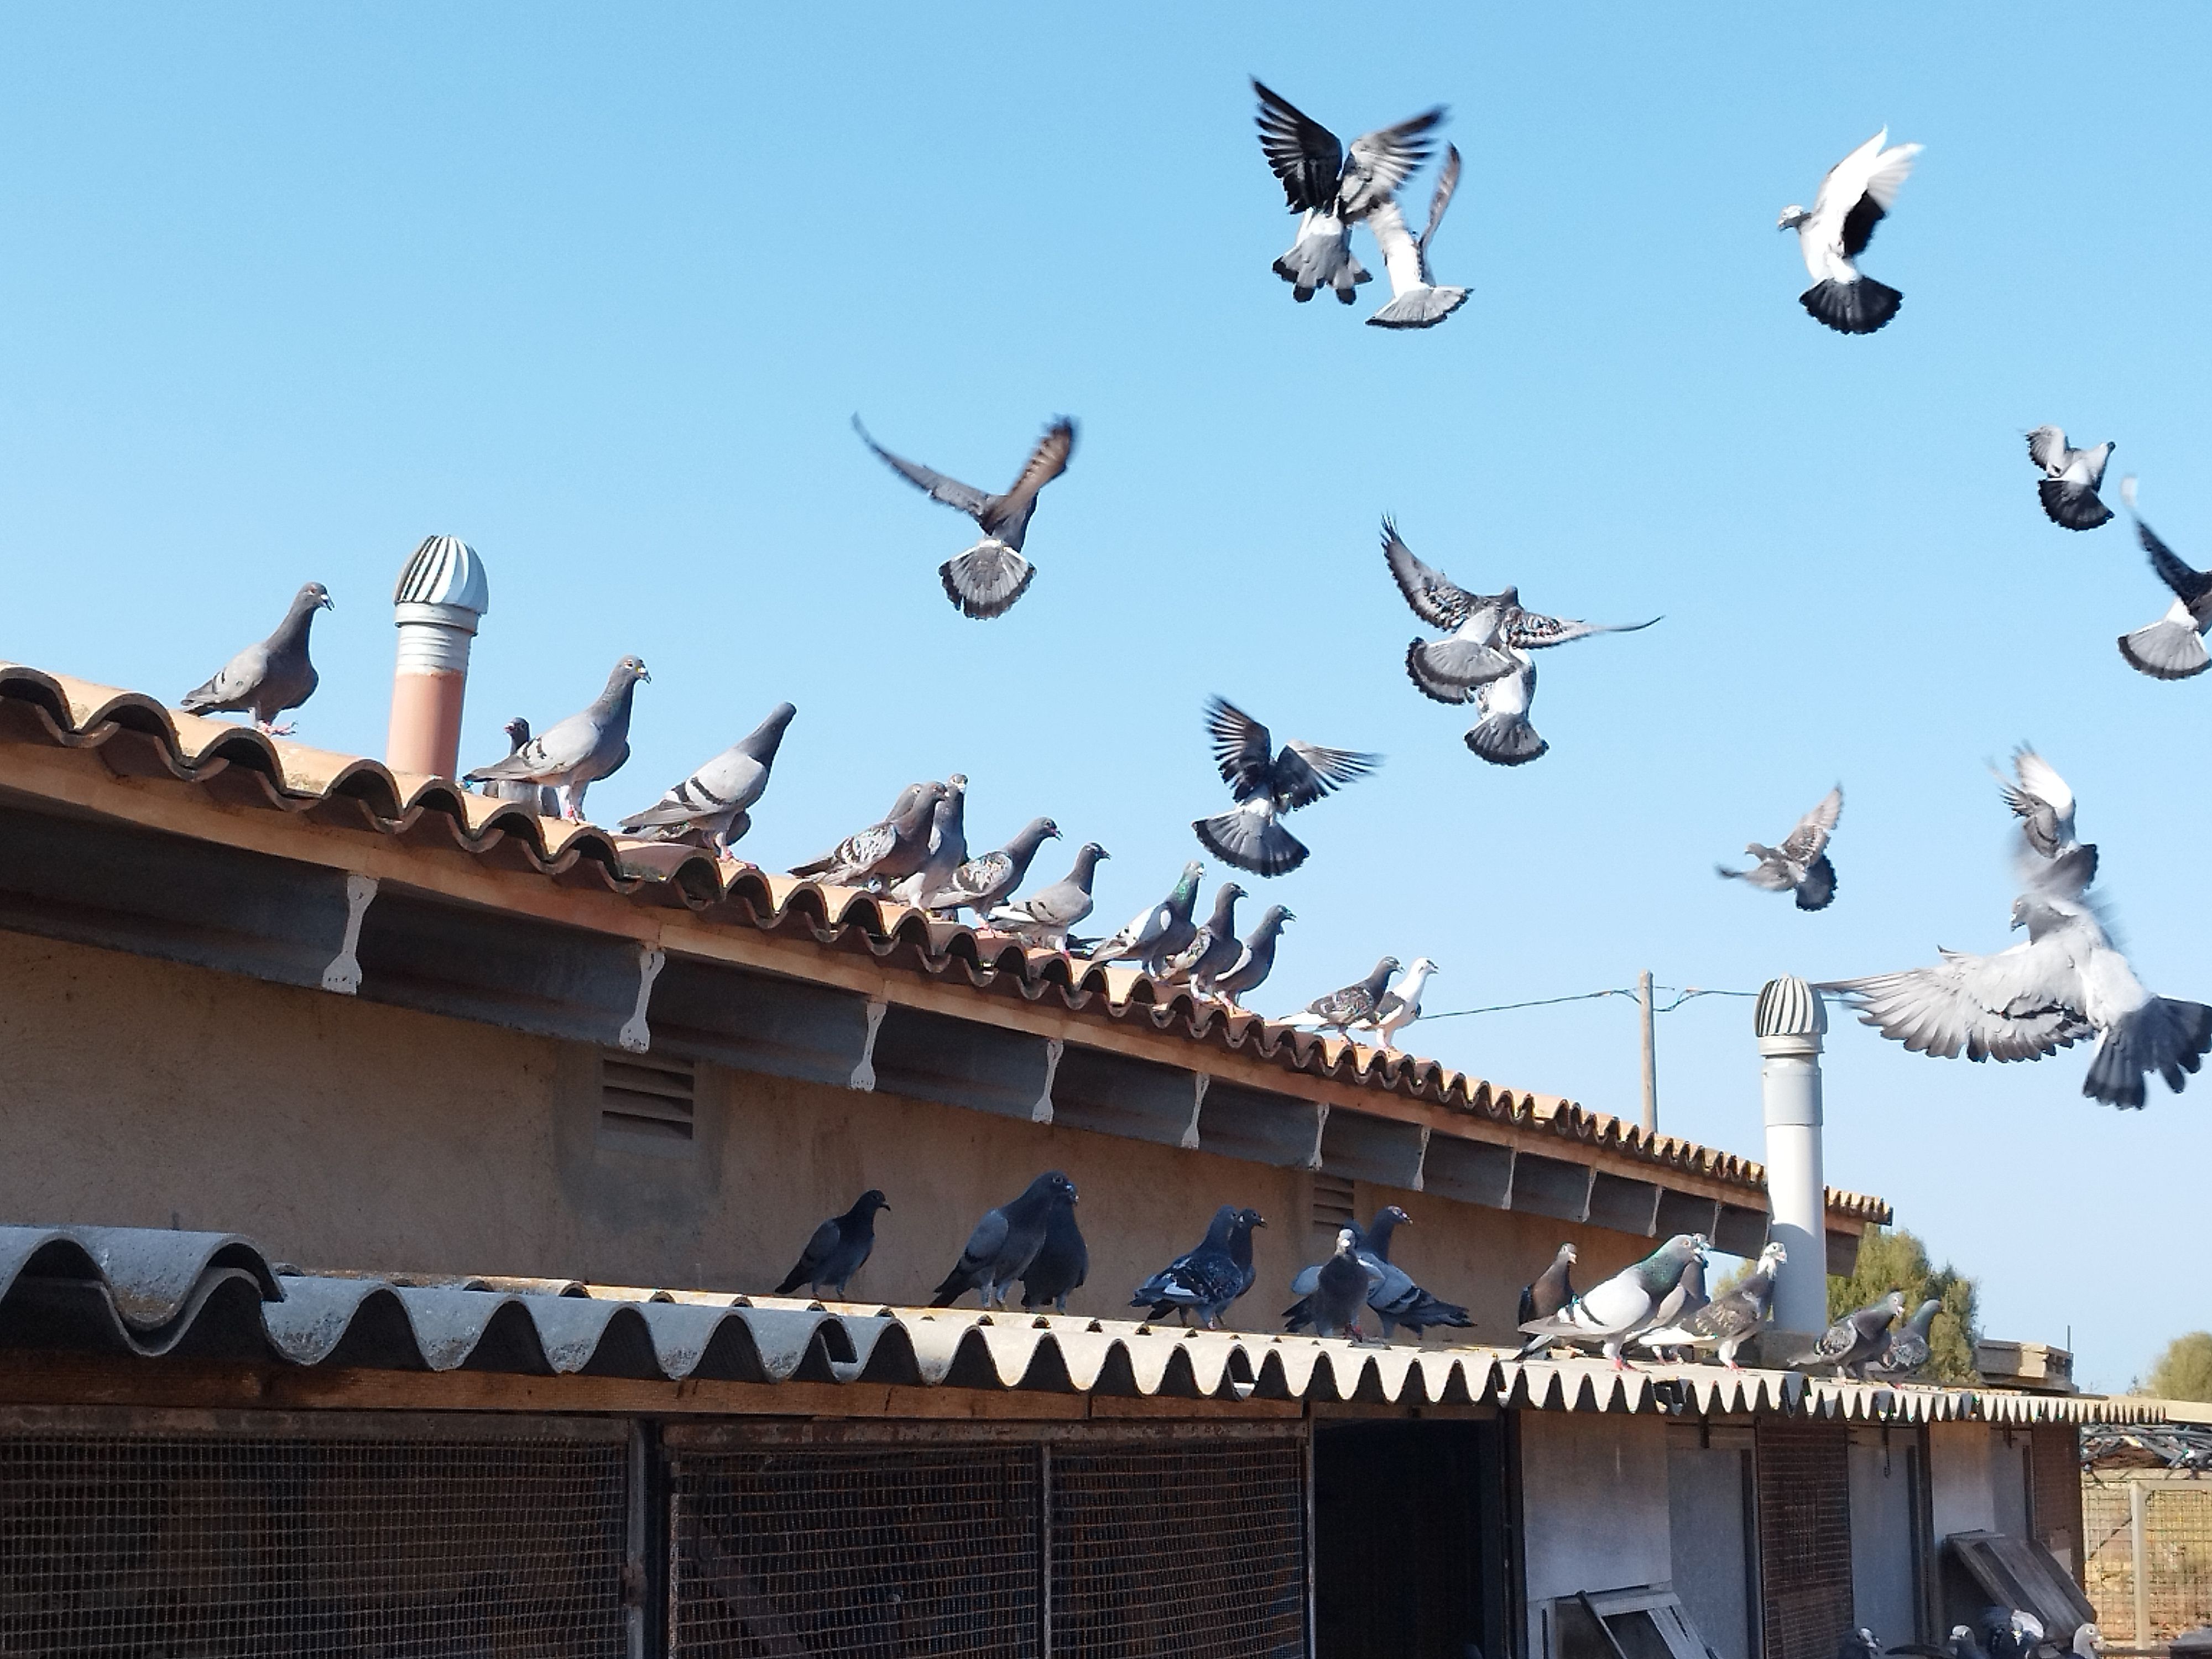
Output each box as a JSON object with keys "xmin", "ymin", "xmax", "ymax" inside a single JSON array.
[{"xmin": 319, "ymin": 593, "xmax": 335, "ymax": 612}]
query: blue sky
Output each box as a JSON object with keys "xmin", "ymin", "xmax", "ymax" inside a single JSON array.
[{"xmin": 3, "ymin": 7, "xmax": 2207, "ymax": 1389}]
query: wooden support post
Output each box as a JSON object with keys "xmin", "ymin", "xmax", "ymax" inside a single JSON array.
[
  {"xmin": 2130, "ymin": 1477, "xmax": 2150, "ymax": 1646},
  {"xmin": 1637, "ymin": 970, "xmax": 1657, "ymax": 1134}
]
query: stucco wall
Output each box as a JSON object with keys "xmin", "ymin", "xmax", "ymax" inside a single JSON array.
[
  {"xmin": 1520, "ymin": 1410, "xmax": 1673, "ymax": 1655},
  {"xmin": 1927, "ymin": 1420, "xmax": 1998, "ymax": 1542}
]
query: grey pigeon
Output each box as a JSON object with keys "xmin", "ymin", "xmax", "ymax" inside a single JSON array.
[
  {"xmin": 1865, "ymin": 1297, "xmax": 1940, "ymax": 1380},
  {"xmin": 1158, "ymin": 883, "xmax": 1246, "ymax": 991},
  {"xmin": 1285, "ymin": 1207, "xmax": 1471, "ymax": 1340},
  {"xmin": 1519, "ymin": 1243, "xmax": 1577, "ymax": 1328},
  {"xmin": 1517, "ymin": 1233, "xmax": 1708, "ymax": 1369},
  {"xmin": 462, "ymin": 655, "xmax": 649, "ymax": 821},
  {"xmin": 1801, "ymin": 1289, "xmax": 1906, "ymax": 1379},
  {"xmin": 1305, "ymin": 1227, "xmax": 1383, "ymax": 1340},
  {"xmin": 618, "ymin": 701, "xmax": 796, "ymax": 856},
  {"xmin": 1642, "ymin": 1240, "xmax": 1785, "ymax": 1370},
  {"xmin": 789, "ymin": 780, "xmax": 946, "ymax": 888},
  {"xmin": 1214, "ymin": 905, "xmax": 1293, "ymax": 1006},
  {"xmin": 1777, "ymin": 129, "xmax": 1921, "ymax": 335},
  {"xmin": 854, "ymin": 415, "xmax": 1074, "ymax": 619},
  {"xmin": 773, "ymin": 1188, "xmax": 889, "ymax": 1300},
  {"xmin": 2027, "ymin": 426, "xmax": 2115, "ymax": 531},
  {"xmin": 1365, "ymin": 957, "xmax": 1439, "ymax": 1048},
  {"xmin": 1132, "ymin": 1205, "xmax": 1266, "ymax": 1328},
  {"xmin": 984, "ymin": 842, "xmax": 1108, "ymax": 948},
  {"xmin": 483, "ymin": 718, "xmax": 561, "ymax": 817},
  {"xmin": 1282, "ymin": 957, "xmax": 1399, "ymax": 1036},
  {"xmin": 918, "ymin": 816, "xmax": 1060, "ymax": 916},
  {"xmin": 888, "ymin": 775, "xmax": 969, "ymax": 907},
  {"xmin": 179, "ymin": 581, "xmax": 333, "ymax": 734},
  {"xmin": 1365, "ymin": 144, "xmax": 1469, "ymax": 330},
  {"xmin": 1990, "ymin": 746, "xmax": 2081, "ymax": 863},
  {"xmin": 1194, "ymin": 696, "xmax": 1381, "ymax": 877},
  {"xmin": 1088, "ymin": 860, "xmax": 1205, "ymax": 973},
  {"xmin": 1251, "ymin": 80, "xmax": 1443, "ymax": 305},
  {"xmin": 1019, "ymin": 1199, "xmax": 1089, "ymax": 1315},
  {"xmin": 1630, "ymin": 1254, "xmax": 1710, "ymax": 1360},
  {"xmin": 2116, "ymin": 477, "xmax": 2212, "ymax": 680},
  {"xmin": 1718, "ymin": 786, "xmax": 1843, "ymax": 912},
  {"xmin": 928, "ymin": 1171, "xmax": 1078, "ymax": 1309}
]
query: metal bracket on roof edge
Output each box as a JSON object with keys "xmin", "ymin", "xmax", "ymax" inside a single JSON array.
[
  {"xmin": 617, "ymin": 946, "xmax": 667, "ymax": 1053},
  {"xmin": 1180, "ymin": 1074, "xmax": 1209, "ymax": 1150},
  {"xmin": 849, "ymin": 1000, "xmax": 888, "ymax": 1091},
  {"xmin": 1408, "ymin": 1124, "xmax": 1432, "ymax": 1193},
  {"xmin": 1031, "ymin": 1040, "xmax": 1063, "ymax": 1124},
  {"xmin": 320, "ymin": 874, "xmax": 379, "ymax": 995},
  {"xmin": 1303, "ymin": 1103, "xmax": 1329, "ymax": 1172}
]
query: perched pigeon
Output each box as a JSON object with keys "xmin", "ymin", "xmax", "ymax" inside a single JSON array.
[
  {"xmin": 2025, "ymin": 427, "xmax": 2115, "ymax": 531},
  {"xmin": 1718, "ymin": 786, "xmax": 1843, "ymax": 912},
  {"xmin": 1159, "ymin": 883, "xmax": 1246, "ymax": 991},
  {"xmin": 1630, "ymin": 1254, "xmax": 1710, "ymax": 1360},
  {"xmin": 1364, "ymin": 957, "xmax": 1438, "ymax": 1048},
  {"xmin": 1285, "ymin": 1207, "xmax": 1472, "ymax": 1340},
  {"xmin": 1839, "ymin": 1630, "xmax": 1884, "ymax": 1659},
  {"xmin": 1088, "ymin": 860, "xmax": 1205, "ymax": 973},
  {"xmin": 1516, "ymin": 1233, "xmax": 1707, "ymax": 1369},
  {"xmin": 919, "ymin": 816, "xmax": 1061, "ymax": 916},
  {"xmin": 179, "ymin": 581, "xmax": 333, "ymax": 734},
  {"xmin": 482, "ymin": 718, "xmax": 561, "ymax": 817},
  {"xmin": 617, "ymin": 701, "xmax": 796, "ymax": 856},
  {"xmin": 462, "ymin": 656, "xmax": 649, "ymax": 821},
  {"xmin": 790, "ymin": 781, "xmax": 946, "ymax": 888},
  {"xmin": 1777, "ymin": 129, "xmax": 1921, "ymax": 335},
  {"xmin": 888, "ymin": 775, "xmax": 969, "ymax": 907},
  {"xmin": 1982, "ymin": 1610, "xmax": 2046, "ymax": 1659},
  {"xmin": 2068, "ymin": 1627, "xmax": 2104, "ymax": 1659},
  {"xmin": 1193, "ymin": 696, "xmax": 1380, "ymax": 877},
  {"xmin": 1304, "ymin": 1227, "xmax": 1383, "ymax": 1340},
  {"xmin": 1020, "ymin": 1198, "xmax": 1089, "ymax": 1315},
  {"xmin": 1365, "ymin": 145, "xmax": 1469, "ymax": 330},
  {"xmin": 1646, "ymin": 1241, "xmax": 1785, "ymax": 1370},
  {"xmin": 1518, "ymin": 1243, "xmax": 1577, "ymax": 1328},
  {"xmin": 1865, "ymin": 1297, "xmax": 1940, "ymax": 1380},
  {"xmin": 1891, "ymin": 1627, "xmax": 1994, "ymax": 1659},
  {"xmin": 1251, "ymin": 80, "xmax": 1443, "ymax": 305},
  {"xmin": 984, "ymin": 842, "xmax": 1108, "ymax": 948},
  {"xmin": 1131, "ymin": 1204, "xmax": 1266, "ymax": 1329},
  {"xmin": 854, "ymin": 415, "xmax": 1075, "ymax": 619},
  {"xmin": 928, "ymin": 1171, "xmax": 1079, "ymax": 1310},
  {"xmin": 1213, "ymin": 905, "xmax": 1293, "ymax": 1006},
  {"xmin": 2116, "ymin": 478, "xmax": 2212, "ymax": 680},
  {"xmin": 1282, "ymin": 957, "xmax": 1399, "ymax": 1036},
  {"xmin": 1801, "ymin": 1290, "xmax": 1905, "ymax": 1379},
  {"xmin": 773, "ymin": 1189, "xmax": 890, "ymax": 1300}
]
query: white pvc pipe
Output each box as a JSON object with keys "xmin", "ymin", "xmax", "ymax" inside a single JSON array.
[{"xmin": 1756, "ymin": 977, "xmax": 1829, "ymax": 1338}]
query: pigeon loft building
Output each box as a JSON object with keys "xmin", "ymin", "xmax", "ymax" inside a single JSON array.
[{"xmin": 0, "ymin": 661, "xmax": 2165, "ymax": 1658}]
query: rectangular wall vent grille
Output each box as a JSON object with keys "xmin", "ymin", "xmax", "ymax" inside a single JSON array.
[
  {"xmin": 1311, "ymin": 1172, "xmax": 1357, "ymax": 1234},
  {"xmin": 599, "ymin": 1052, "xmax": 696, "ymax": 1146}
]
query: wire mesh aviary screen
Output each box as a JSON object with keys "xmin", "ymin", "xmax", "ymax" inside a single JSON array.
[{"xmin": 2082, "ymin": 1474, "xmax": 2212, "ymax": 1643}]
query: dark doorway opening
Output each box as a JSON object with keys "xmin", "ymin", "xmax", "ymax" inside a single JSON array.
[{"xmin": 1313, "ymin": 1420, "xmax": 1507, "ymax": 1659}]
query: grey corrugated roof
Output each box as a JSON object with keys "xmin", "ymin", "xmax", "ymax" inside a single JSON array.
[{"xmin": 0, "ymin": 1225, "xmax": 2154, "ymax": 1425}]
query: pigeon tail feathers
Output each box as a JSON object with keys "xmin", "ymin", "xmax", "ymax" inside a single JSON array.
[
  {"xmin": 1194, "ymin": 808, "xmax": 1308, "ymax": 877},
  {"xmin": 2038, "ymin": 477, "xmax": 2115, "ymax": 532},
  {"xmin": 1465, "ymin": 712, "xmax": 1547, "ymax": 766},
  {"xmin": 1799, "ymin": 276, "xmax": 1902, "ymax": 335},
  {"xmin": 2083, "ymin": 996, "xmax": 2212, "ymax": 1108},
  {"xmin": 940, "ymin": 541, "xmax": 1036, "ymax": 619},
  {"xmin": 2117, "ymin": 617, "xmax": 2212, "ymax": 680},
  {"xmin": 1368, "ymin": 284, "xmax": 1470, "ymax": 330}
]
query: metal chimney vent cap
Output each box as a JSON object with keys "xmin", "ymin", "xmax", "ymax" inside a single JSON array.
[
  {"xmin": 393, "ymin": 535, "xmax": 489, "ymax": 615},
  {"xmin": 1754, "ymin": 975, "xmax": 1827, "ymax": 1039}
]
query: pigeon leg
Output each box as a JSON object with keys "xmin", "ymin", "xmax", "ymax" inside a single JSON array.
[{"xmin": 259, "ymin": 719, "xmax": 298, "ymax": 737}]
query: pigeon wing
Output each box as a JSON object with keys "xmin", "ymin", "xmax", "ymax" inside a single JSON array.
[
  {"xmin": 181, "ymin": 643, "xmax": 271, "ymax": 713},
  {"xmin": 1338, "ymin": 108, "xmax": 1445, "ymax": 217},
  {"xmin": 1840, "ymin": 140, "xmax": 1918, "ymax": 256},
  {"xmin": 1275, "ymin": 739, "xmax": 1382, "ymax": 811},
  {"xmin": 2025, "ymin": 427, "xmax": 2068, "ymax": 476},
  {"xmin": 853, "ymin": 418, "xmax": 990, "ymax": 521},
  {"xmin": 1420, "ymin": 144, "xmax": 1460, "ymax": 255},
  {"xmin": 1504, "ymin": 611, "xmax": 1661, "ymax": 650},
  {"xmin": 1777, "ymin": 786, "xmax": 1844, "ymax": 863},
  {"xmin": 1381, "ymin": 517, "xmax": 1480, "ymax": 628},
  {"xmin": 1824, "ymin": 938, "xmax": 2095, "ymax": 1063},
  {"xmin": 979, "ymin": 418, "xmax": 1075, "ymax": 542},
  {"xmin": 1204, "ymin": 697, "xmax": 1278, "ymax": 799},
  {"xmin": 1251, "ymin": 81, "xmax": 1343, "ymax": 212},
  {"xmin": 2137, "ymin": 515, "xmax": 2212, "ymax": 606}
]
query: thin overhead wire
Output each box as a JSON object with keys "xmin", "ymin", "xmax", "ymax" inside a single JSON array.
[{"xmin": 1423, "ymin": 983, "xmax": 1760, "ymax": 1022}]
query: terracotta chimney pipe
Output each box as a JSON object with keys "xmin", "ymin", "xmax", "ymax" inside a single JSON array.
[{"xmin": 387, "ymin": 535, "xmax": 488, "ymax": 778}]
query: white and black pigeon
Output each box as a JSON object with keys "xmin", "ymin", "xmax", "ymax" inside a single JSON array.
[
  {"xmin": 1519, "ymin": 1243, "xmax": 1577, "ymax": 1328},
  {"xmin": 482, "ymin": 718, "xmax": 561, "ymax": 817},
  {"xmin": 1865, "ymin": 1297, "xmax": 1940, "ymax": 1380},
  {"xmin": 1777, "ymin": 128, "xmax": 1922, "ymax": 335},
  {"xmin": 1132, "ymin": 1205, "xmax": 1266, "ymax": 1329},
  {"xmin": 2026, "ymin": 427, "xmax": 2116, "ymax": 531},
  {"xmin": 617, "ymin": 701, "xmax": 796, "ymax": 856},
  {"xmin": 1087, "ymin": 861, "xmax": 1205, "ymax": 972},
  {"xmin": 1365, "ymin": 144, "xmax": 1469, "ymax": 330},
  {"xmin": 1718, "ymin": 786, "xmax": 1844, "ymax": 912},
  {"xmin": 1158, "ymin": 882, "xmax": 1246, "ymax": 992},
  {"xmin": 179, "ymin": 581, "xmax": 333, "ymax": 735},
  {"xmin": 928, "ymin": 1171, "xmax": 1079, "ymax": 1310},
  {"xmin": 1305, "ymin": 1227, "xmax": 1384, "ymax": 1340},
  {"xmin": 1839, "ymin": 1631, "xmax": 1884, "ymax": 1659},
  {"xmin": 1827, "ymin": 750, "xmax": 2212, "ymax": 1108},
  {"xmin": 1281, "ymin": 956, "xmax": 1399, "ymax": 1036},
  {"xmin": 1020, "ymin": 1198, "xmax": 1089, "ymax": 1316},
  {"xmin": 1193, "ymin": 696, "xmax": 1381, "ymax": 877},
  {"xmin": 1516, "ymin": 1233, "xmax": 1707, "ymax": 1369},
  {"xmin": 1285, "ymin": 1206, "xmax": 1472, "ymax": 1340},
  {"xmin": 1251, "ymin": 80, "xmax": 1443, "ymax": 305},
  {"xmin": 889, "ymin": 775, "xmax": 969, "ymax": 907},
  {"xmin": 462, "ymin": 656, "xmax": 649, "ymax": 821},
  {"xmin": 1213, "ymin": 905, "xmax": 1293, "ymax": 1006},
  {"xmin": 772, "ymin": 1189, "xmax": 889, "ymax": 1300},
  {"xmin": 919, "ymin": 816, "xmax": 1061, "ymax": 916},
  {"xmin": 2116, "ymin": 477, "xmax": 2212, "ymax": 680},
  {"xmin": 1364, "ymin": 957, "xmax": 1438, "ymax": 1048},
  {"xmin": 1800, "ymin": 1290, "xmax": 1905, "ymax": 1379},
  {"xmin": 853, "ymin": 415, "xmax": 1074, "ymax": 619},
  {"xmin": 984, "ymin": 842, "xmax": 1108, "ymax": 948},
  {"xmin": 790, "ymin": 781, "xmax": 947, "ymax": 889},
  {"xmin": 1647, "ymin": 1240, "xmax": 1785, "ymax": 1370}
]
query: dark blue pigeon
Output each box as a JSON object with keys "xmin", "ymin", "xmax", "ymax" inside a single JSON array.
[{"xmin": 773, "ymin": 1190, "xmax": 889, "ymax": 1300}]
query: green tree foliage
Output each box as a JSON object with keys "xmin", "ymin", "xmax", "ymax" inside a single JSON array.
[
  {"xmin": 2144, "ymin": 1332, "xmax": 2212, "ymax": 1402},
  {"xmin": 1827, "ymin": 1225, "xmax": 1981, "ymax": 1386}
]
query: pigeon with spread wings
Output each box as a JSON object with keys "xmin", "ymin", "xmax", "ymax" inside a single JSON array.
[
  {"xmin": 1777, "ymin": 128, "xmax": 1922, "ymax": 335},
  {"xmin": 1252, "ymin": 80, "xmax": 1443, "ymax": 305},
  {"xmin": 2025, "ymin": 427, "xmax": 2115, "ymax": 531},
  {"xmin": 1192, "ymin": 696, "xmax": 1381, "ymax": 876},
  {"xmin": 2116, "ymin": 478, "xmax": 2212, "ymax": 680},
  {"xmin": 853, "ymin": 415, "xmax": 1074, "ymax": 619},
  {"xmin": 1718, "ymin": 786, "xmax": 1844, "ymax": 911},
  {"xmin": 1365, "ymin": 144, "xmax": 1469, "ymax": 329}
]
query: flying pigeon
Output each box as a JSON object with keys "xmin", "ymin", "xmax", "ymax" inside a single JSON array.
[
  {"xmin": 1644, "ymin": 1241, "xmax": 1785, "ymax": 1369},
  {"xmin": 2025, "ymin": 427, "xmax": 2115, "ymax": 531},
  {"xmin": 1251, "ymin": 80, "xmax": 1443, "ymax": 305},
  {"xmin": 1283, "ymin": 956, "xmax": 1399, "ymax": 1036},
  {"xmin": 1285, "ymin": 1207, "xmax": 1472, "ymax": 1340},
  {"xmin": 1213, "ymin": 905, "xmax": 1293, "ymax": 1006},
  {"xmin": 2116, "ymin": 477, "xmax": 2212, "ymax": 680},
  {"xmin": 1718, "ymin": 786, "xmax": 1843, "ymax": 911},
  {"xmin": 1777, "ymin": 128, "xmax": 1922, "ymax": 335},
  {"xmin": 983, "ymin": 842, "xmax": 1108, "ymax": 948},
  {"xmin": 772, "ymin": 1189, "xmax": 890, "ymax": 1300},
  {"xmin": 1630, "ymin": 1254, "xmax": 1710, "ymax": 1360},
  {"xmin": 179, "ymin": 581, "xmax": 333, "ymax": 735},
  {"xmin": 1516, "ymin": 1233, "xmax": 1707, "ymax": 1369},
  {"xmin": 1193, "ymin": 696, "xmax": 1380, "ymax": 877},
  {"xmin": 928, "ymin": 1171, "xmax": 1079, "ymax": 1310},
  {"xmin": 1087, "ymin": 860, "xmax": 1205, "ymax": 973},
  {"xmin": 853, "ymin": 415, "xmax": 1074, "ymax": 619},
  {"xmin": 1365, "ymin": 144, "xmax": 1469, "ymax": 330},
  {"xmin": 462, "ymin": 655, "xmax": 649, "ymax": 821},
  {"xmin": 1131, "ymin": 1204, "xmax": 1266, "ymax": 1328},
  {"xmin": 1020, "ymin": 1197, "xmax": 1089, "ymax": 1315},
  {"xmin": 1364, "ymin": 957, "xmax": 1438, "ymax": 1047},
  {"xmin": 1518, "ymin": 1243, "xmax": 1577, "ymax": 1328},
  {"xmin": 617, "ymin": 701, "xmax": 796, "ymax": 856},
  {"xmin": 1865, "ymin": 1297, "xmax": 1940, "ymax": 1380},
  {"xmin": 481, "ymin": 718, "xmax": 561, "ymax": 817},
  {"xmin": 1158, "ymin": 883, "xmax": 1246, "ymax": 991},
  {"xmin": 1990, "ymin": 745, "xmax": 2081, "ymax": 863},
  {"xmin": 1801, "ymin": 1290, "xmax": 1905, "ymax": 1379},
  {"xmin": 789, "ymin": 781, "xmax": 946, "ymax": 889},
  {"xmin": 917, "ymin": 816, "xmax": 1061, "ymax": 916},
  {"xmin": 888, "ymin": 775, "xmax": 969, "ymax": 907},
  {"xmin": 1304, "ymin": 1227, "xmax": 1384, "ymax": 1340}
]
